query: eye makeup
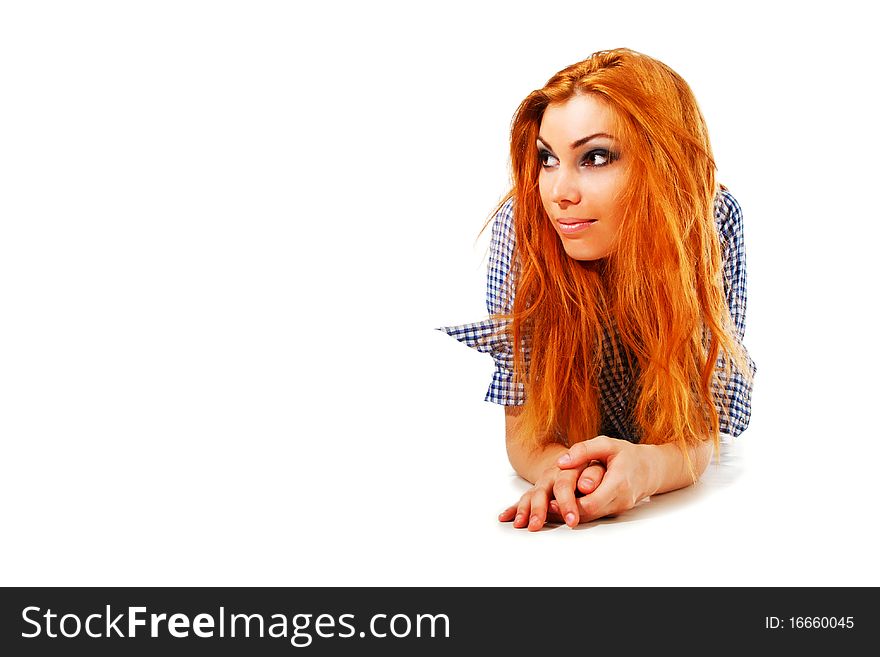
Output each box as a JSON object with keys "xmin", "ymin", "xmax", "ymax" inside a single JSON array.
[{"xmin": 538, "ymin": 147, "xmax": 619, "ymax": 168}]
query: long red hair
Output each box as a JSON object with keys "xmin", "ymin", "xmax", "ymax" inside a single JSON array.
[{"xmin": 480, "ymin": 48, "xmax": 754, "ymax": 476}]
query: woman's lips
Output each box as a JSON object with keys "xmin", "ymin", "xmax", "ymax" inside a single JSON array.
[{"xmin": 557, "ymin": 219, "xmax": 598, "ymax": 235}]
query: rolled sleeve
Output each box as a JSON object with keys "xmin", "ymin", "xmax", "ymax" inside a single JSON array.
[{"xmin": 435, "ymin": 197, "xmax": 525, "ymax": 406}]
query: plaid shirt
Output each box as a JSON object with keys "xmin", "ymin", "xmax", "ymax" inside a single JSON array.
[{"xmin": 437, "ymin": 188, "xmax": 756, "ymax": 441}]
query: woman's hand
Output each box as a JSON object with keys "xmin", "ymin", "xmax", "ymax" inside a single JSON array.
[
  {"xmin": 546, "ymin": 435, "xmax": 658, "ymax": 524},
  {"xmin": 498, "ymin": 458, "xmax": 607, "ymax": 531}
]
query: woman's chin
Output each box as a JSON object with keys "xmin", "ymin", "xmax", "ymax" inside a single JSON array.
[{"xmin": 561, "ymin": 243, "xmax": 604, "ymax": 262}]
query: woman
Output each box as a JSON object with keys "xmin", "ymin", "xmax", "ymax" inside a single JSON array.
[{"xmin": 438, "ymin": 48, "xmax": 756, "ymax": 531}]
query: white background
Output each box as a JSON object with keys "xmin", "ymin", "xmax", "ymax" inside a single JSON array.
[{"xmin": 1, "ymin": 1, "xmax": 878, "ymax": 586}]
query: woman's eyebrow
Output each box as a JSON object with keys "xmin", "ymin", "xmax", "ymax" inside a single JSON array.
[{"xmin": 536, "ymin": 133, "xmax": 615, "ymax": 152}]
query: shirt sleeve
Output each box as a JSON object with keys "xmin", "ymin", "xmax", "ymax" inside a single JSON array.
[
  {"xmin": 713, "ymin": 189, "xmax": 757, "ymax": 437},
  {"xmin": 435, "ymin": 197, "xmax": 525, "ymax": 405},
  {"xmin": 484, "ymin": 197, "xmax": 524, "ymax": 405}
]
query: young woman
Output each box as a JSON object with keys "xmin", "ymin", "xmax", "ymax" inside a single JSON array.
[{"xmin": 438, "ymin": 48, "xmax": 756, "ymax": 531}]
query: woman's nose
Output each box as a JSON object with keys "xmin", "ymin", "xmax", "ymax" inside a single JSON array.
[{"xmin": 550, "ymin": 168, "xmax": 581, "ymax": 206}]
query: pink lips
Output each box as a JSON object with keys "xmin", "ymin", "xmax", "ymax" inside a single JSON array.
[{"xmin": 557, "ymin": 219, "xmax": 598, "ymax": 235}]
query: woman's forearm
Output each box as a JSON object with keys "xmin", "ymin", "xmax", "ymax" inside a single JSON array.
[
  {"xmin": 504, "ymin": 407, "xmax": 568, "ymax": 483},
  {"xmin": 644, "ymin": 439, "xmax": 714, "ymax": 496},
  {"xmin": 507, "ymin": 441, "xmax": 569, "ymax": 484}
]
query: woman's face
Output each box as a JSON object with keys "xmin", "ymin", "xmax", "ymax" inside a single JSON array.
[{"xmin": 537, "ymin": 93, "xmax": 627, "ymax": 261}]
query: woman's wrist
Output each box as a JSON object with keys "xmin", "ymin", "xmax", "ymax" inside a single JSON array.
[
  {"xmin": 519, "ymin": 443, "xmax": 569, "ymax": 484},
  {"xmin": 642, "ymin": 440, "xmax": 713, "ymax": 496}
]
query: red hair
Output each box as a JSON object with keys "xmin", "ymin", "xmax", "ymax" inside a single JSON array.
[{"xmin": 481, "ymin": 48, "xmax": 754, "ymax": 478}]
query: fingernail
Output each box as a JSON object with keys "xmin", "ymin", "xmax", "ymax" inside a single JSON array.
[
  {"xmin": 529, "ymin": 515, "xmax": 539, "ymax": 526},
  {"xmin": 557, "ymin": 454, "xmax": 571, "ymax": 465},
  {"xmin": 565, "ymin": 513, "xmax": 576, "ymax": 525},
  {"xmin": 515, "ymin": 513, "xmax": 524, "ymax": 524},
  {"xmin": 582, "ymin": 478, "xmax": 594, "ymax": 490}
]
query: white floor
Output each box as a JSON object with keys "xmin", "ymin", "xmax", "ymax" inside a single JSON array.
[{"xmin": 3, "ymin": 1, "xmax": 878, "ymax": 589}]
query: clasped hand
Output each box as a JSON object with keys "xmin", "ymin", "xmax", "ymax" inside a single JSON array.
[{"xmin": 498, "ymin": 435, "xmax": 654, "ymax": 531}]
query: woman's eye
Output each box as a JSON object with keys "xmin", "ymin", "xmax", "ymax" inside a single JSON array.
[
  {"xmin": 539, "ymin": 148, "xmax": 615, "ymax": 168},
  {"xmin": 538, "ymin": 149, "xmax": 558, "ymax": 167},
  {"xmin": 584, "ymin": 149, "xmax": 611, "ymax": 166}
]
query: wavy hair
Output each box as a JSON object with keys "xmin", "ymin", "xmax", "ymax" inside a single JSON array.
[{"xmin": 479, "ymin": 48, "xmax": 754, "ymax": 478}]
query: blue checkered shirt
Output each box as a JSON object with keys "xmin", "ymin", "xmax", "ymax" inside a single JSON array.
[{"xmin": 437, "ymin": 188, "xmax": 756, "ymax": 441}]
